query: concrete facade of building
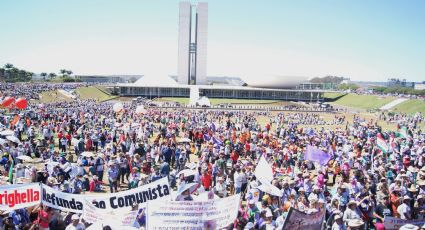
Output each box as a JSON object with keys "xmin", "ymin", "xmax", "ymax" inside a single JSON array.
[{"xmin": 177, "ymin": 2, "xmax": 208, "ymax": 85}]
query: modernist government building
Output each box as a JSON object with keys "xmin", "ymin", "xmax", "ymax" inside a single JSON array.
[{"xmin": 118, "ymin": 2, "xmax": 324, "ymax": 101}]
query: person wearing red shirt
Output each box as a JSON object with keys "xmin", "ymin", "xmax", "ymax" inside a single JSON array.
[
  {"xmin": 89, "ymin": 175, "xmax": 103, "ymax": 192},
  {"xmin": 231, "ymin": 151, "xmax": 239, "ymax": 163},
  {"xmin": 65, "ymin": 132, "xmax": 72, "ymax": 147},
  {"xmin": 201, "ymin": 170, "xmax": 212, "ymax": 191}
]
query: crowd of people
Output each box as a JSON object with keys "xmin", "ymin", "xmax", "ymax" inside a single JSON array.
[
  {"xmin": 0, "ymin": 83, "xmax": 89, "ymax": 100},
  {"xmin": 0, "ymin": 83, "xmax": 424, "ymax": 230}
]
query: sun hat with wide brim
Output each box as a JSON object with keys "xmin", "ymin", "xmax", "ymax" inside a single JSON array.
[
  {"xmin": 408, "ymin": 185, "xmax": 418, "ymax": 193},
  {"xmin": 175, "ymin": 183, "xmax": 198, "ymax": 198},
  {"xmin": 348, "ymin": 219, "xmax": 364, "ymax": 228},
  {"xmin": 348, "ymin": 200, "xmax": 358, "ymax": 206}
]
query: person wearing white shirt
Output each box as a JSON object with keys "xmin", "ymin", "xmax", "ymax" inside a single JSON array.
[
  {"xmin": 215, "ymin": 177, "xmax": 227, "ymax": 198},
  {"xmin": 332, "ymin": 214, "xmax": 346, "ymax": 230},
  {"xmin": 65, "ymin": 215, "xmax": 85, "ymax": 230},
  {"xmin": 397, "ymin": 196, "xmax": 412, "ymax": 220},
  {"xmin": 234, "ymin": 167, "xmax": 244, "ymax": 194}
]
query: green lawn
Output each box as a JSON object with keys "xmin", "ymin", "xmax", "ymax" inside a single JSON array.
[
  {"xmin": 75, "ymin": 86, "xmax": 118, "ymax": 102},
  {"xmin": 392, "ymin": 99, "xmax": 425, "ymax": 114},
  {"xmin": 39, "ymin": 91, "xmax": 72, "ymax": 103},
  {"xmin": 158, "ymin": 97, "xmax": 279, "ymax": 105},
  {"xmin": 323, "ymin": 92, "xmax": 345, "ymax": 100},
  {"xmin": 331, "ymin": 94, "xmax": 395, "ymax": 110}
]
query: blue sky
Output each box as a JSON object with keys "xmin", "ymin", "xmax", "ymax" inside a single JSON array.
[{"xmin": 0, "ymin": 0, "xmax": 424, "ymax": 82}]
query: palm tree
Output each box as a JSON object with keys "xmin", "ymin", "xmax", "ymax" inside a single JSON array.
[
  {"xmin": 4, "ymin": 63, "xmax": 14, "ymax": 70},
  {"xmin": 40, "ymin": 72, "xmax": 47, "ymax": 81},
  {"xmin": 60, "ymin": 69, "xmax": 68, "ymax": 78},
  {"xmin": 48, "ymin": 73, "xmax": 56, "ymax": 81}
]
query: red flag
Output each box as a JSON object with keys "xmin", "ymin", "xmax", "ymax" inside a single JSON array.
[{"xmin": 11, "ymin": 115, "xmax": 20, "ymax": 126}]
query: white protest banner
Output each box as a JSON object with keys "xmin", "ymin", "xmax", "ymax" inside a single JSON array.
[
  {"xmin": 41, "ymin": 177, "xmax": 170, "ymax": 213},
  {"xmin": 81, "ymin": 200, "xmax": 137, "ymax": 226},
  {"xmin": 0, "ymin": 183, "xmax": 41, "ymax": 211},
  {"xmin": 282, "ymin": 207, "xmax": 326, "ymax": 230},
  {"xmin": 255, "ymin": 155, "xmax": 273, "ymax": 183},
  {"xmin": 384, "ymin": 216, "xmax": 425, "ymax": 230},
  {"xmin": 147, "ymin": 194, "xmax": 240, "ymax": 230}
]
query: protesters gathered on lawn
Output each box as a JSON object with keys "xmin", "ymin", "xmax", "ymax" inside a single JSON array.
[{"xmin": 0, "ymin": 83, "xmax": 424, "ymax": 229}]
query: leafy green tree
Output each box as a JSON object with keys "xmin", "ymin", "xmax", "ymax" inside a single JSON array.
[
  {"xmin": 40, "ymin": 72, "xmax": 48, "ymax": 81},
  {"xmin": 48, "ymin": 73, "xmax": 57, "ymax": 81}
]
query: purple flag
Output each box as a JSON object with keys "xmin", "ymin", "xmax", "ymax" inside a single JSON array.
[
  {"xmin": 212, "ymin": 136, "xmax": 223, "ymax": 146},
  {"xmin": 210, "ymin": 122, "xmax": 216, "ymax": 133},
  {"xmin": 304, "ymin": 145, "xmax": 332, "ymax": 165},
  {"xmin": 203, "ymin": 133, "xmax": 211, "ymax": 141}
]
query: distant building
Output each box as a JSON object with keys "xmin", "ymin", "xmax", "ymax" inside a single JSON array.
[
  {"xmin": 387, "ymin": 78, "xmax": 415, "ymax": 88},
  {"xmin": 75, "ymin": 75, "xmax": 143, "ymax": 83},
  {"xmin": 415, "ymin": 83, "xmax": 425, "ymax": 90}
]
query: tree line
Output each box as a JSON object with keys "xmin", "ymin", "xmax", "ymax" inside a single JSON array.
[
  {"xmin": 373, "ymin": 86, "xmax": 425, "ymax": 96},
  {"xmin": 0, "ymin": 63, "xmax": 80, "ymax": 82}
]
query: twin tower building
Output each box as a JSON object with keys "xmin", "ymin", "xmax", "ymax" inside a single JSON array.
[{"xmin": 177, "ymin": 2, "xmax": 208, "ymax": 85}]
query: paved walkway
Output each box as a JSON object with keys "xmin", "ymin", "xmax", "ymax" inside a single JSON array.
[{"xmin": 380, "ymin": 98, "xmax": 408, "ymax": 110}]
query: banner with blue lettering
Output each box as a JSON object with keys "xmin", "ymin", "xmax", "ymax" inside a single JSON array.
[{"xmin": 41, "ymin": 177, "xmax": 170, "ymax": 213}]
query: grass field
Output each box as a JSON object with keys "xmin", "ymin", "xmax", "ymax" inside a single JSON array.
[
  {"xmin": 392, "ymin": 99, "xmax": 425, "ymax": 114},
  {"xmin": 331, "ymin": 94, "xmax": 395, "ymax": 110},
  {"xmin": 39, "ymin": 91, "xmax": 72, "ymax": 103},
  {"xmin": 157, "ymin": 97, "xmax": 279, "ymax": 105},
  {"xmin": 75, "ymin": 86, "xmax": 118, "ymax": 102},
  {"xmin": 323, "ymin": 92, "xmax": 346, "ymax": 100}
]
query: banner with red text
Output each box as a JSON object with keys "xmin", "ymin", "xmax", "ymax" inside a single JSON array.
[{"xmin": 0, "ymin": 183, "xmax": 41, "ymax": 211}]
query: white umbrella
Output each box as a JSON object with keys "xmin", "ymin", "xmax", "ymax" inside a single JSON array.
[
  {"xmin": 113, "ymin": 102, "xmax": 124, "ymax": 113},
  {"xmin": 0, "ymin": 130, "xmax": 14, "ymax": 136},
  {"xmin": 17, "ymin": 155, "xmax": 33, "ymax": 162},
  {"xmin": 81, "ymin": 151, "xmax": 95, "ymax": 158},
  {"xmin": 0, "ymin": 138, "xmax": 7, "ymax": 145},
  {"xmin": 174, "ymin": 183, "xmax": 199, "ymax": 199},
  {"xmin": 135, "ymin": 105, "xmax": 147, "ymax": 114},
  {"xmin": 177, "ymin": 137, "xmax": 192, "ymax": 143},
  {"xmin": 176, "ymin": 169, "xmax": 197, "ymax": 178},
  {"xmin": 6, "ymin": 136, "xmax": 20, "ymax": 143}
]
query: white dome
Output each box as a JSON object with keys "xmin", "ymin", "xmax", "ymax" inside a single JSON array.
[
  {"xmin": 243, "ymin": 75, "xmax": 308, "ymax": 89},
  {"xmin": 133, "ymin": 75, "xmax": 179, "ymax": 87}
]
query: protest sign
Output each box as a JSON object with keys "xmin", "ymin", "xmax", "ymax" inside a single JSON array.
[
  {"xmin": 81, "ymin": 200, "xmax": 137, "ymax": 226},
  {"xmin": 282, "ymin": 207, "xmax": 326, "ymax": 230},
  {"xmin": 255, "ymin": 155, "xmax": 273, "ymax": 183},
  {"xmin": 0, "ymin": 183, "xmax": 41, "ymax": 211},
  {"xmin": 304, "ymin": 145, "xmax": 331, "ymax": 165},
  {"xmin": 384, "ymin": 216, "xmax": 425, "ymax": 230},
  {"xmin": 147, "ymin": 194, "xmax": 241, "ymax": 230},
  {"xmin": 41, "ymin": 177, "xmax": 170, "ymax": 213}
]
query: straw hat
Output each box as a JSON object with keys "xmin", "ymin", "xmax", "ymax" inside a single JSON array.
[
  {"xmin": 71, "ymin": 214, "xmax": 80, "ymax": 220},
  {"xmin": 408, "ymin": 185, "xmax": 418, "ymax": 193},
  {"xmin": 348, "ymin": 219, "xmax": 364, "ymax": 228},
  {"xmin": 348, "ymin": 200, "xmax": 357, "ymax": 206}
]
